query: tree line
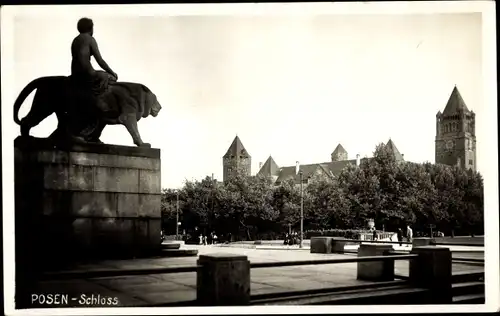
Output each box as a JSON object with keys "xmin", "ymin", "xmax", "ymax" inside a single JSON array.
[{"xmin": 161, "ymin": 144, "xmax": 484, "ymax": 241}]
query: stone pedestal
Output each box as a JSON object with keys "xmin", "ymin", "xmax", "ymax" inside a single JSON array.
[
  {"xmin": 412, "ymin": 237, "xmax": 434, "ymax": 247},
  {"xmin": 410, "ymin": 246, "xmax": 452, "ymax": 304},
  {"xmin": 197, "ymin": 254, "xmax": 250, "ymax": 306},
  {"xmin": 311, "ymin": 237, "xmax": 347, "ymax": 254},
  {"xmin": 15, "ymin": 137, "xmax": 162, "ymax": 270},
  {"xmin": 310, "ymin": 237, "xmax": 332, "ymax": 253},
  {"xmin": 331, "ymin": 237, "xmax": 348, "ymax": 253},
  {"xmin": 357, "ymin": 244, "xmax": 394, "ymax": 281}
]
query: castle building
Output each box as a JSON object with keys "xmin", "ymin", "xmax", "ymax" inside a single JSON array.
[
  {"xmin": 257, "ymin": 139, "xmax": 404, "ymax": 186},
  {"xmin": 222, "ymin": 136, "xmax": 404, "ymax": 186},
  {"xmin": 221, "ymin": 86, "xmax": 477, "ymax": 183},
  {"xmin": 435, "ymin": 86, "xmax": 477, "ymax": 172}
]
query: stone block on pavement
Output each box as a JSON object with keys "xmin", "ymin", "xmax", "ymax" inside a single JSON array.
[
  {"xmin": 357, "ymin": 244, "xmax": 395, "ymax": 281},
  {"xmin": 310, "ymin": 237, "xmax": 332, "ymax": 254},
  {"xmin": 197, "ymin": 253, "xmax": 250, "ymax": 305}
]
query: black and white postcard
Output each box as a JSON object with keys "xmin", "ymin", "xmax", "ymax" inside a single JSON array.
[{"xmin": 1, "ymin": 2, "xmax": 498, "ymax": 315}]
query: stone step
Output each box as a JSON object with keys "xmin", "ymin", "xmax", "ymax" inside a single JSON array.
[
  {"xmin": 160, "ymin": 249, "xmax": 198, "ymax": 257},
  {"xmin": 253, "ymin": 284, "xmax": 432, "ymax": 305},
  {"xmin": 452, "ymin": 293, "xmax": 485, "ymax": 304},
  {"xmin": 451, "ymin": 270, "xmax": 484, "ymax": 283},
  {"xmin": 161, "ymin": 243, "xmax": 181, "ymax": 250},
  {"xmin": 251, "ymin": 280, "xmax": 406, "ymax": 303},
  {"xmin": 452, "ymin": 281, "xmax": 484, "ymax": 297}
]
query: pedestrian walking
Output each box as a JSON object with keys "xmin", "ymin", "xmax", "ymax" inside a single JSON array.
[
  {"xmin": 372, "ymin": 228, "xmax": 378, "ymax": 241},
  {"xmin": 397, "ymin": 228, "xmax": 403, "ymax": 247},
  {"xmin": 406, "ymin": 225, "xmax": 413, "ymax": 246}
]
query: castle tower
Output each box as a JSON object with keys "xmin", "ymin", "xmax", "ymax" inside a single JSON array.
[
  {"xmin": 385, "ymin": 138, "xmax": 405, "ymax": 162},
  {"xmin": 222, "ymin": 136, "xmax": 251, "ymax": 182},
  {"xmin": 435, "ymin": 86, "xmax": 476, "ymax": 171},
  {"xmin": 257, "ymin": 155, "xmax": 280, "ymax": 183},
  {"xmin": 331, "ymin": 144, "xmax": 348, "ymax": 161}
]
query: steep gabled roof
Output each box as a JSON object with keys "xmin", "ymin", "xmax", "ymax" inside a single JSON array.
[
  {"xmin": 257, "ymin": 156, "xmax": 280, "ymax": 177},
  {"xmin": 443, "ymin": 86, "xmax": 470, "ymax": 115},
  {"xmin": 275, "ymin": 166, "xmax": 296, "ymax": 183},
  {"xmin": 323, "ymin": 159, "xmax": 357, "ymax": 176},
  {"xmin": 275, "ymin": 163, "xmax": 335, "ymax": 183},
  {"xmin": 318, "ymin": 164, "xmax": 335, "ymax": 178},
  {"xmin": 223, "ymin": 136, "xmax": 251, "ymax": 159},
  {"xmin": 299, "ymin": 164, "xmax": 325, "ymax": 179},
  {"xmin": 385, "ymin": 139, "xmax": 404, "ymax": 161},
  {"xmin": 331, "ymin": 144, "xmax": 348, "ymax": 156}
]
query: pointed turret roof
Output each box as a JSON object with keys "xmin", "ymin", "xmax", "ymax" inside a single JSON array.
[
  {"xmin": 385, "ymin": 139, "xmax": 404, "ymax": 161},
  {"xmin": 257, "ymin": 156, "xmax": 280, "ymax": 177},
  {"xmin": 332, "ymin": 144, "xmax": 348, "ymax": 156},
  {"xmin": 223, "ymin": 136, "xmax": 251, "ymax": 159},
  {"xmin": 443, "ymin": 86, "xmax": 470, "ymax": 115}
]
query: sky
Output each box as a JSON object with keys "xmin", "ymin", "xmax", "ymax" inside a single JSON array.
[{"xmin": 1, "ymin": 4, "xmax": 493, "ymax": 190}]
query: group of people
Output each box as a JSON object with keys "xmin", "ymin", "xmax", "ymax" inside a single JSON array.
[
  {"xmin": 283, "ymin": 232, "xmax": 300, "ymax": 245},
  {"xmin": 198, "ymin": 232, "xmax": 218, "ymax": 245},
  {"xmin": 395, "ymin": 225, "xmax": 413, "ymax": 246}
]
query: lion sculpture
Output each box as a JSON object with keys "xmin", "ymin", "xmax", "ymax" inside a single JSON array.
[{"xmin": 14, "ymin": 76, "xmax": 162, "ymax": 148}]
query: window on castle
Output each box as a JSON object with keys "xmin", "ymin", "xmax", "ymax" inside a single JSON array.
[{"xmin": 469, "ymin": 160, "xmax": 473, "ymax": 165}]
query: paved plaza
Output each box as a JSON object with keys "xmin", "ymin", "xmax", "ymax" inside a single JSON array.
[{"xmin": 31, "ymin": 243, "xmax": 484, "ymax": 307}]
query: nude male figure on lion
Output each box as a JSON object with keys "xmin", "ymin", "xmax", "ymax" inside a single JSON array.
[
  {"xmin": 13, "ymin": 18, "xmax": 162, "ymax": 148},
  {"xmin": 70, "ymin": 17, "xmax": 118, "ymax": 114}
]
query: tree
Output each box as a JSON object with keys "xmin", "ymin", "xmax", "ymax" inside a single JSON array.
[
  {"xmin": 452, "ymin": 167, "xmax": 484, "ymax": 235},
  {"xmin": 305, "ymin": 178, "xmax": 352, "ymax": 229},
  {"xmin": 421, "ymin": 162, "xmax": 484, "ymax": 235},
  {"xmin": 272, "ymin": 179, "xmax": 302, "ymax": 231},
  {"xmin": 336, "ymin": 163, "xmax": 377, "ymax": 228},
  {"xmin": 180, "ymin": 176, "xmax": 216, "ymax": 233},
  {"xmin": 395, "ymin": 162, "xmax": 438, "ymax": 232},
  {"xmin": 161, "ymin": 188, "xmax": 179, "ymax": 234},
  {"xmin": 214, "ymin": 165, "xmax": 278, "ymax": 240},
  {"xmin": 161, "ymin": 143, "xmax": 484, "ymax": 239},
  {"xmin": 335, "ymin": 144, "xmax": 405, "ymax": 229}
]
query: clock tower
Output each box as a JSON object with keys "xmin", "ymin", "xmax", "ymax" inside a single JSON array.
[{"xmin": 435, "ymin": 86, "xmax": 476, "ymax": 171}]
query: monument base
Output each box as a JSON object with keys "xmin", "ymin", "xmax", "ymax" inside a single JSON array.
[{"xmin": 15, "ymin": 136, "xmax": 162, "ymax": 271}]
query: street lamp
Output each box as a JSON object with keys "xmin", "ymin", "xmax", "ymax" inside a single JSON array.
[
  {"xmin": 299, "ymin": 170, "xmax": 304, "ymax": 249},
  {"xmin": 175, "ymin": 190, "xmax": 180, "ymax": 239}
]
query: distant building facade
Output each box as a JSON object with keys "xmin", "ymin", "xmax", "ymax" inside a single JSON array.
[
  {"xmin": 222, "ymin": 136, "xmax": 404, "ymax": 186},
  {"xmin": 257, "ymin": 139, "xmax": 404, "ymax": 186}
]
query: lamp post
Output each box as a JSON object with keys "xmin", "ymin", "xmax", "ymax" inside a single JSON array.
[
  {"xmin": 299, "ymin": 170, "xmax": 304, "ymax": 248},
  {"xmin": 175, "ymin": 190, "xmax": 180, "ymax": 239}
]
